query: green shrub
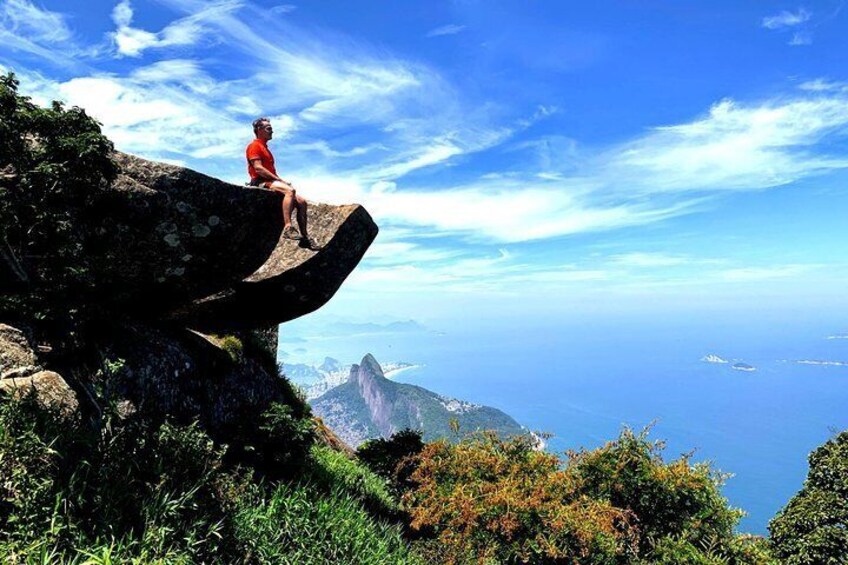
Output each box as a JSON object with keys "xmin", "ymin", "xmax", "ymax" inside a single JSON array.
[
  {"xmin": 213, "ymin": 334, "xmax": 244, "ymax": 363},
  {"xmin": 769, "ymin": 430, "xmax": 848, "ymax": 564},
  {"xmin": 254, "ymin": 402, "xmax": 316, "ymax": 476},
  {"xmin": 567, "ymin": 427, "xmax": 745, "ymax": 561},
  {"xmin": 403, "ymin": 428, "xmax": 770, "ymax": 564},
  {"xmin": 0, "ymin": 394, "xmax": 244, "ymax": 562},
  {"xmin": 357, "ymin": 428, "xmax": 425, "ymax": 496},
  {"xmin": 403, "ymin": 431, "xmax": 636, "ymax": 564},
  {"xmin": 0, "ymin": 72, "xmax": 116, "ymax": 348}
]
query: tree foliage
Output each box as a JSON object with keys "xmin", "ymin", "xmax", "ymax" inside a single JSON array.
[
  {"xmin": 769, "ymin": 430, "xmax": 848, "ymax": 564},
  {"xmin": 402, "ymin": 428, "xmax": 771, "ymax": 564},
  {"xmin": 0, "ymin": 72, "xmax": 116, "ymax": 345},
  {"xmin": 357, "ymin": 428, "xmax": 425, "ymax": 496}
]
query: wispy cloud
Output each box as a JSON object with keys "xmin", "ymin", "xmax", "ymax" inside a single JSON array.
[
  {"xmin": 109, "ymin": 0, "xmax": 239, "ymax": 57},
  {"xmin": 8, "ymin": 1, "xmax": 848, "ymax": 248},
  {"xmin": 0, "ymin": 0, "xmax": 71, "ymax": 43},
  {"xmin": 799, "ymin": 78, "xmax": 848, "ymax": 92},
  {"xmin": 761, "ymin": 7, "xmax": 814, "ymax": 45},
  {"xmin": 0, "ymin": 0, "xmax": 81, "ymax": 63},
  {"xmin": 270, "ymin": 4, "xmax": 296, "ymax": 15},
  {"xmin": 716, "ymin": 264, "xmax": 818, "ymax": 282},
  {"xmin": 762, "ymin": 8, "xmax": 811, "ymax": 29},
  {"xmin": 789, "ymin": 31, "xmax": 813, "ymax": 45},
  {"xmin": 426, "ymin": 24, "xmax": 466, "ymax": 38},
  {"xmin": 607, "ymin": 96, "xmax": 848, "ymax": 195}
]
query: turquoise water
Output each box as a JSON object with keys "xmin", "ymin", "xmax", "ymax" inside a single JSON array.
[{"xmin": 281, "ymin": 317, "xmax": 848, "ymax": 534}]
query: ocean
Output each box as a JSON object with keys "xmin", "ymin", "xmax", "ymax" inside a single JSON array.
[{"xmin": 279, "ymin": 314, "xmax": 848, "ymax": 535}]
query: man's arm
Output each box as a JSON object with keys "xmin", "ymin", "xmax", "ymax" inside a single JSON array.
[{"xmin": 250, "ymin": 159, "xmax": 292, "ymax": 187}]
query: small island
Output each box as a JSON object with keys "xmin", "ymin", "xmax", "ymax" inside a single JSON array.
[{"xmin": 701, "ymin": 353, "xmax": 729, "ymax": 364}]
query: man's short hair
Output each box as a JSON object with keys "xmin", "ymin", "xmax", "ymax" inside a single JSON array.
[{"xmin": 252, "ymin": 117, "xmax": 270, "ymax": 132}]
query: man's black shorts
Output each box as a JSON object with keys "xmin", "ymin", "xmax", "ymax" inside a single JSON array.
[{"xmin": 248, "ymin": 178, "xmax": 269, "ymax": 188}]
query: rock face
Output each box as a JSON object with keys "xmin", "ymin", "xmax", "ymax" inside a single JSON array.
[
  {"xmin": 0, "ymin": 324, "xmax": 39, "ymax": 378},
  {"xmin": 87, "ymin": 152, "xmax": 286, "ymax": 314},
  {"xmin": 170, "ymin": 203, "xmax": 378, "ymax": 333},
  {"xmin": 100, "ymin": 324, "xmax": 295, "ymax": 439},
  {"xmin": 311, "ymin": 354, "xmax": 527, "ymax": 448},
  {"xmin": 0, "ymin": 151, "xmax": 376, "ymax": 435},
  {"xmin": 0, "ymin": 324, "xmax": 78, "ymax": 416},
  {"xmin": 107, "ymin": 153, "xmax": 377, "ymax": 332},
  {"xmin": 0, "ymin": 370, "xmax": 79, "ymax": 416}
]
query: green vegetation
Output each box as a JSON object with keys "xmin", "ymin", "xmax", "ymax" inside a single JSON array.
[
  {"xmin": 357, "ymin": 428, "xmax": 425, "ymax": 496},
  {"xmin": 0, "ymin": 391, "xmax": 414, "ymax": 563},
  {"xmin": 0, "ymin": 72, "xmax": 116, "ymax": 348},
  {"xmin": 769, "ymin": 430, "xmax": 848, "ymax": 564},
  {"xmin": 9, "ymin": 377, "xmax": 848, "ymax": 563},
  {"xmin": 401, "ymin": 429, "xmax": 773, "ymax": 564}
]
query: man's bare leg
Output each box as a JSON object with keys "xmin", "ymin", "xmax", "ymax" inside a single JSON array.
[
  {"xmin": 281, "ymin": 189, "xmax": 295, "ymax": 230},
  {"xmin": 268, "ymin": 181, "xmax": 296, "ymax": 231},
  {"xmin": 295, "ymin": 194, "xmax": 309, "ymax": 238}
]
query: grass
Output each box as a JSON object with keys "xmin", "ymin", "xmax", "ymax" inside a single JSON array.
[
  {"xmin": 232, "ymin": 482, "xmax": 417, "ymax": 565},
  {"xmin": 0, "ymin": 395, "xmax": 418, "ymax": 564}
]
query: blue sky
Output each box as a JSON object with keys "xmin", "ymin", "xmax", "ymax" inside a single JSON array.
[{"xmin": 3, "ymin": 0, "xmax": 848, "ymax": 331}]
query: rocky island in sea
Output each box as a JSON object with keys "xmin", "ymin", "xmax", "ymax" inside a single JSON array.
[
  {"xmin": 732, "ymin": 362, "xmax": 756, "ymax": 372},
  {"xmin": 701, "ymin": 353, "xmax": 729, "ymax": 364}
]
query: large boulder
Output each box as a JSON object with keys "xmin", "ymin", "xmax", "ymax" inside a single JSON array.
[
  {"xmin": 84, "ymin": 152, "xmax": 284, "ymax": 313},
  {"xmin": 168, "ymin": 203, "xmax": 378, "ymax": 333},
  {"xmin": 0, "ymin": 323, "xmax": 39, "ymax": 378},
  {"xmin": 0, "ymin": 323, "xmax": 77, "ymax": 416},
  {"xmin": 0, "ymin": 370, "xmax": 79, "ymax": 417}
]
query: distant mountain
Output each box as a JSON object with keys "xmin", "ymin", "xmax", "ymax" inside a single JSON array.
[
  {"xmin": 732, "ymin": 362, "xmax": 756, "ymax": 372},
  {"xmin": 311, "ymin": 354, "xmax": 528, "ymax": 448},
  {"xmin": 284, "ymin": 357, "xmax": 417, "ymax": 400}
]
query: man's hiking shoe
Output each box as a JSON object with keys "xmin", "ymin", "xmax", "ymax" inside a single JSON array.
[
  {"xmin": 282, "ymin": 226, "xmax": 301, "ymax": 240},
  {"xmin": 300, "ymin": 236, "xmax": 322, "ymax": 250}
]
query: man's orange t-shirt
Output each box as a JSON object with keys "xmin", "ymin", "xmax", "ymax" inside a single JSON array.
[{"xmin": 246, "ymin": 138, "xmax": 277, "ymax": 181}]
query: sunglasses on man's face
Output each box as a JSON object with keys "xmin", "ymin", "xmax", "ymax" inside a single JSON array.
[{"xmin": 264, "ymin": 126, "xmax": 273, "ymax": 131}]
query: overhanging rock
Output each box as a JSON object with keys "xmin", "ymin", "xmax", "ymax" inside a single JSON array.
[
  {"xmin": 88, "ymin": 153, "xmax": 284, "ymax": 313},
  {"xmin": 168, "ymin": 203, "xmax": 378, "ymax": 333}
]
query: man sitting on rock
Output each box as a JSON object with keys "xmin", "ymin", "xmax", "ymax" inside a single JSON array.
[{"xmin": 246, "ymin": 117, "xmax": 319, "ymax": 249}]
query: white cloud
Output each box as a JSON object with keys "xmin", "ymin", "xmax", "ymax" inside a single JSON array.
[
  {"xmin": 799, "ymin": 78, "xmax": 847, "ymax": 92},
  {"xmin": 607, "ymin": 96, "xmax": 848, "ymax": 195},
  {"xmin": 16, "ymin": 67, "xmax": 251, "ymax": 162},
  {"xmin": 129, "ymin": 59, "xmax": 215, "ymax": 92},
  {"xmin": 0, "ymin": 0, "xmax": 72, "ymax": 43},
  {"xmin": 0, "ymin": 0, "xmax": 81, "ymax": 63},
  {"xmin": 762, "ymin": 8, "xmax": 811, "ymax": 29},
  {"xmin": 426, "ymin": 24, "xmax": 466, "ymax": 38},
  {"xmin": 270, "ymin": 4, "xmax": 296, "ymax": 14},
  {"xmin": 789, "ymin": 31, "xmax": 813, "ymax": 46},
  {"xmin": 110, "ymin": 0, "xmax": 239, "ymax": 57}
]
